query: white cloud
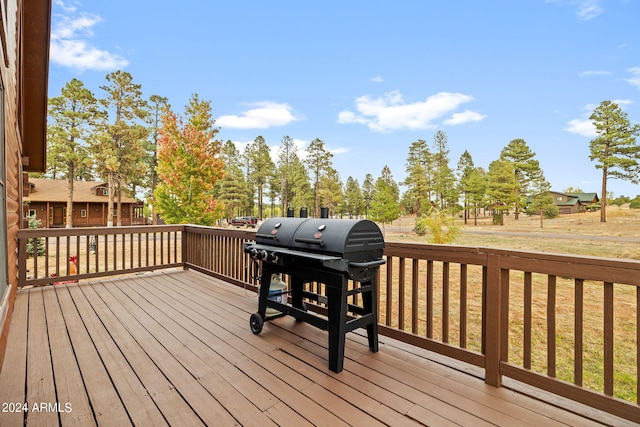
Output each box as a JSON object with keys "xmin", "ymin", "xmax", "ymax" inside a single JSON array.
[
  {"xmin": 444, "ymin": 110, "xmax": 487, "ymax": 125},
  {"xmin": 370, "ymin": 76, "xmax": 384, "ymax": 83},
  {"xmin": 627, "ymin": 67, "xmax": 640, "ymax": 90},
  {"xmin": 565, "ymin": 118, "xmax": 596, "ymax": 137},
  {"xmin": 546, "ymin": 0, "xmax": 603, "ymax": 21},
  {"xmin": 338, "ymin": 90, "xmax": 483, "ymax": 132},
  {"xmin": 578, "ymin": 70, "xmax": 611, "ymax": 77},
  {"xmin": 50, "ymin": 1, "xmax": 128, "ymax": 71},
  {"xmin": 217, "ymin": 102, "xmax": 298, "ymax": 129},
  {"xmin": 575, "ymin": 0, "xmax": 603, "ymax": 21}
]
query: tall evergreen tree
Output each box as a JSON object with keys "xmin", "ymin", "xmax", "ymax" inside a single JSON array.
[
  {"xmin": 529, "ymin": 168, "xmax": 555, "ymax": 228},
  {"xmin": 155, "ymin": 94, "xmax": 225, "ymax": 225},
  {"xmin": 370, "ymin": 166, "xmax": 400, "ymax": 234},
  {"xmin": 432, "ymin": 131, "xmax": 457, "ymax": 211},
  {"xmin": 589, "ymin": 100, "xmax": 640, "ymax": 223},
  {"xmin": 404, "ymin": 139, "xmax": 432, "ymax": 215},
  {"xmin": 216, "ymin": 140, "xmax": 249, "ymax": 219},
  {"xmin": 486, "ymin": 159, "xmax": 518, "ymax": 225},
  {"xmin": 47, "ymin": 78, "xmax": 101, "ymax": 228},
  {"xmin": 466, "ymin": 167, "xmax": 487, "ymax": 225},
  {"xmin": 94, "ymin": 70, "xmax": 149, "ymax": 226},
  {"xmin": 304, "ymin": 138, "xmax": 334, "ymax": 217},
  {"xmin": 147, "ymin": 94, "xmax": 169, "ymax": 225},
  {"xmin": 344, "ymin": 176, "xmax": 364, "ymax": 218},
  {"xmin": 500, "ymin": 138, "xmax": 540, "ymax": 220},
  {"xmin": 276, "ymin": 136, "xmax": 298, "ymax": 212},
  {"xmin": 362, "ymin": 173, "xmax": 375, "ymax": 218},
  {"xmin": 456, "ymin": 150, "xmax": 475, "ymax": 224},
  {"xmin": 318, "ymin": 167, "xmax": 343, "ymax": 217},
  {"xmin": 245, "ymin": 136, "xmax": 274, "ymax": 220}
]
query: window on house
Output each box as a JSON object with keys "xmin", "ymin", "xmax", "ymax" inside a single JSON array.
[
  {"xmin": 28, "ymin": 209, "xmax": 36, "ymax": 217},
  {"xmin": 80, "ymin": 209, "xmax": 87, "ymax": 218},
  {"xmin": 556, "ymin": 196, "xmax": 563, "ymax": 201},
  {"xmin": 102, "ymin": 188, "xmax": 109, "ymax": 196}
]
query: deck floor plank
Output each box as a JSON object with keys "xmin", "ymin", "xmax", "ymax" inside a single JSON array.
[
  {"xmin": 87, "ymin": 281, "xmax": 239, "ymax": 427},
  {"xmin": 113, "ymin": 277, "xmax": 278, "ymax": 427},
  {"xmin": 0, "ymin": 269, "xmax": 622, "ymax": 426},
  {"xmin": 41, "ymin": 287, "xmax": 95, "ymax": 427},
  {"xmin": 0, "ymin": 290, "xmax": 29, "ymax": 427},
  {"xmin": 73, "ymin": 283, "xmax": 202, "ymax": 427},
  {"xmin": 25, "ymin": 289, "xmax": 61, "ymax": 427},
  {"xmin": 53, "ymin": 286, "xmax": 131, "ymax": 426},
  {"xmin": 63, "ymin": 284, "xmax": 169, "ymax": 427},
  {"xmin": 128, "ymin": 274, "xmax": 352, "ymax": 427}
]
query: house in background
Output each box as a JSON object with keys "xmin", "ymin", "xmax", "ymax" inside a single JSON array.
[
  {"xmin": 24, "ymin": 178, "xmax": 146, "ymax": 227},
  {"xmin": 550, "ymin": 191, "xmax": 599, "ymax": 214}
]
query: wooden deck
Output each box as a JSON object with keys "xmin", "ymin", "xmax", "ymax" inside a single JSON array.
[{"xmin": 0, "ymin": 270, "xmax": 628, "ymax": 426}]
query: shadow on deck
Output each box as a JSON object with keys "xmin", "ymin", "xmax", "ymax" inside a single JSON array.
[{"xmin": 0, "ymin": 270, "xmax": 629, "ymax": 426}]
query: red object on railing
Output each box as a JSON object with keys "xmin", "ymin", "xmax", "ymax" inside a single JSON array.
[{"xmin": 51, "ymin": 256, "xmax": 78, "ymax": 285}]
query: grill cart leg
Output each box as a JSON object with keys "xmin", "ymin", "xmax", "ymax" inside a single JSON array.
[
  {"xmin": 327, "ymin": 281, "xmax": 349, "ymax": 373},
  {"xmin": 362, "ymin": 278, "xmax": 379, "ymax": 353}
]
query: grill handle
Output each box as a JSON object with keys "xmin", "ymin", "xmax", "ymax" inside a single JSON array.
[
  {"xmin": 294, "ymin": 237, "xmax": 325, "ymax": 247},
  {"xmin": 255, "ymin": 233, "xmax": 277, "ymax": 240},
  {"xmin": 348, "ymin": 259, "xmax": 386, "ymax": 268}
]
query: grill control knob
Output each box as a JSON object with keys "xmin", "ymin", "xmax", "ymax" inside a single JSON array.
[{"xmin": 258, "ymin": 250, "xmax": 268, "ymax": 260}]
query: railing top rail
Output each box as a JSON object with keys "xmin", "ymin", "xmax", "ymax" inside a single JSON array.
[{"xmin": 17, "ymin": 224, "xmax": 185, "ymax": 238}]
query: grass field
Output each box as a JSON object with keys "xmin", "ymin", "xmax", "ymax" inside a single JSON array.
[
  {"xmin": 386, "ymin": 207, "xmax": 640, "ymax": 260},
  {"xmin": 378, "ymin": 207, "xmax": 640, "ymax": 402}
]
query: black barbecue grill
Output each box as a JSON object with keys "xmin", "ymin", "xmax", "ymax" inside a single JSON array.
[{"xmin": 245, "ymin": 217, "xmax": 385, "ymax": 373}]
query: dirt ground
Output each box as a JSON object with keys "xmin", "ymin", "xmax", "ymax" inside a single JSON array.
[{"xmin": 383, "ymin": 207, "xmax": 640, "ymax": 260}]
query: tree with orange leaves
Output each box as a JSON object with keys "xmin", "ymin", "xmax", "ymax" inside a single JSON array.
[{"xmin": 154, "ymin": 94, "xmax": 225, "ymax": 225}]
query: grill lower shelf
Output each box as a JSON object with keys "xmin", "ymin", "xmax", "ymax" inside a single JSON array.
[{"xmin": 249, "ymin": 262, "xmax": 379, "ymax": 373}]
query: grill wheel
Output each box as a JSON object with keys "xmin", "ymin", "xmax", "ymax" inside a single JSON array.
[{"xmin": 249, "ymin": 313, "xmax": 264, "ymax": 334}]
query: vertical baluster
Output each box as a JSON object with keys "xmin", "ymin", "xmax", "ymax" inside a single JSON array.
[
  {"xmin": 574, "ymin": 278, "xmax": 584, "ymax": 386},
  {"xmin": 398, "ymin": 257, "xmax": 405, "ymax": 330},
  {"xmin": 460, "ymin": 264, "xmax": 467, "ymax": 348},
  {"xmin": 426, "ymin": 260, "xmax": 433, "ymax": 339},
  {"xmin": 442, "ymin": 261, "xmax": 450, "ymax": 343},
  {"xmin": 547, "ymin": 275, "xmax": 557, "ymax": 378},
  {"xmin": 524, "ymin": 272, "xmax": 532, "ymax": 369},
  {"xmin": 412, "ymin": 259, "xmax": 419, "ymax": 334},
  {"xmin": 385, "ymin": 256, "xmax": 393, "ymax": 326},
  {"xmin": 604, "ymin": 281, "xmax": 614, "ymax": 396}
]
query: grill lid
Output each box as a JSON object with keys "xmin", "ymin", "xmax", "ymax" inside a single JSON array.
[{"xmin": 254, "ymin": 217, "xmax": 384, "ymax": 263}]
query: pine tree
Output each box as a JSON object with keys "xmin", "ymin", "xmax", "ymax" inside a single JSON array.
[
  {"xmin": 155, "ymin": 94, "xmax": 225, "ymax": 225},
  {"xmin": 403, "ymin": 139, "xmax": 432, "ymax": 215},
  {"xmin": 456, "ymin": 150, "xmax": 475, "ymax": 224},
  {"xmin": 500, "ymin": 138, "xmax": 540, "ymax": 220},
  {"xmin": 432, "ymin": 131, "xmax": 457, "ymax": 211},
  {"xmin": 486, "ymin": 159, "xmax": 518, "ymax": 225},
  {"xmin": 147, "ymin": 94, "xmax": 169, "ymax": 225},
  {"xmin": 589, "ymin": 100, "xmax": 640, "ymax": 223},
  {"xmin": 245, "ymin": 136, "xmax": 275, "ymax": 220},
  {"xmin": 94, "ymin": 70, "xmax": 149, "ymax": 226},
  {"xmin": 529, "ymin": 169, "xmax": 555, "ymax": 228},
  {"xmin": 304, "ymin": 138, "xmax": 334, "ymax": 217},
  {"xmin": 47, "ymin": 78, "xmax": 101, "ymax": 227},
  {"xmin": 370, "ymin": 166, "xmax": 400, "ymax": 233},
  {"xmin": 344, "ymin": 177, "xmax": 364, "ymax": 218},
  {"xmin": 216, "ymin": 140, "xmax": 249, "ymax": 219},
  {"xmin": 276, "ymin": 136, "xmax": 299, "ymax": 213}
]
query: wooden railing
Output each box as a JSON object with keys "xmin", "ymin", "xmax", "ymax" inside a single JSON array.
[
  {"xmin": 17, "ymin": 226, "xmax": 183, "ymax": 287},
  {"xmin": 16, "ymin": 225, "xmax": 640, "ymax": 423}
]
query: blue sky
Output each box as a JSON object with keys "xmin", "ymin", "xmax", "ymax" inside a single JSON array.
[{"xmin": 48, "ymin": 0, "xmax": 640, "ymax": 198}]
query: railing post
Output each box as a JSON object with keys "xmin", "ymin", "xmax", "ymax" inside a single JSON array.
[
  {"xmin": 181, "ymin": 226, "xmax": 188, "ymax": 270},
  {"xmin": 17, "ymin": 234, "xmax": 27, "ymax": 288},
  {"xmin": 484, "ymin": 252, "xmax": 504, "ymax": 387}
]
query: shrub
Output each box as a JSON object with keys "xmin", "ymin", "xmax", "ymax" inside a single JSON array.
[{"xmin": 26, "ymin": 215, "xmax": 45, "ymax": 256}]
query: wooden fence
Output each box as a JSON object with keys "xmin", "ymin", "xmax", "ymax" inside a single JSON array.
[{"xmin": 16, "ymin": 225, "xmax": 640, "ymax": 423}]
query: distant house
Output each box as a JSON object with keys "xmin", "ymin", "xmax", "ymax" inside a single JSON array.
[
  {"xmin": 550, "ymin": 191, "xmax": 599, "ymax": 214},
  {"xmin": 24, "ymin": 178, "xmax": 146, "ymax": 227}
]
